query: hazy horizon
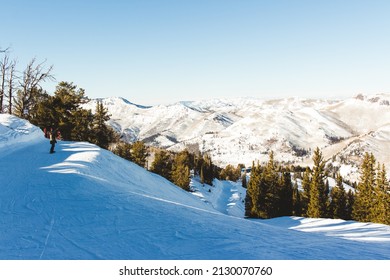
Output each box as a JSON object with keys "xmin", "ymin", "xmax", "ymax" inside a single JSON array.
[{"xmin": 2, "ymin": 0, "xmax": 390, "ymax": 106}]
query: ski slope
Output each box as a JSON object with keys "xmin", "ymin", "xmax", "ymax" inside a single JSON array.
[{"xmin": 1, "ymin": 114, "xmax": 390, "ymax": 260}]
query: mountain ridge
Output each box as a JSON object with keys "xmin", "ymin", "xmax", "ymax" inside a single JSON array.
[{"xmin": 84, "ymin": 93, "xmax": 390, "ymax": 181}]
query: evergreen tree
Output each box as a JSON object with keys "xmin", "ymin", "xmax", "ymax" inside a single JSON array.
[
  {"xmin": 278, "ymin": 171, "xmax": 293, "ymax": 216},
  {"xmin": 200, "ymin": 164, "xmax": 205, "ymax": 185},
  {"xmin": 150, "ymin": 150, "xmax": 173, "ymax": 181},
  {"xmin": 345, "ymin": 189, "xmax": 354, "ymax": 220},
  {"xmin": 171, "ymin": 150, "xmax": 191, "ymax": 191},
  {"xmin": 91, "ymin": 100, "xmax": 116, "ymax": 149},
  {"xmin": 259, "ymin": 151, "xmax": 279, "ymax": 218},
  {"xmin": 372, "ymin": 164, "xmax": 389, "ymax": 225},
  {"xmin": 353, "ymin": 153, "xmax": 376, "ymax": 222},
  {"xmin": 30, "ymin": 81, "xmax": 96, "ymax": 142},
  {"xmin": 329, "ymin": 173, "xmax": 347, "ymax": 219},
  {"xmin": 131, "ymin": 141, "xmax": 148, "ymax": 168},
  {"xmin": 245, "ymin": 162, "xmax": 261, "ymax": 217},
  {"xmin": 202, "ymin": 154, "xmax": 214, "ymax": 185},
  {"xmin": 307, "ymin": 147, "xmax": 327, "ymax": 218},
  {"xmin": 381, "ymin": 165, "xmax": 390, "ymax": 225},
  {"xmin": 220, "ymin": 164, "xmax": 240, "ymax": 181},
  {"xmin": 324, "ymin": 179, "xmax": 331, "ymax": 217},
  {"xmin": 301, "ymin": 167, "xmax": 311, "ymax": 215},
  {"xmin": 292, "ymin": 181, "xmax": 302, "ymax": 216},
  {"xmin": 113, "ymin": 142, "xmax": 132, "ymax": 161},
  {"xmin": 241, "ymin": 172, "xmax": 247, "ymax": 188},
  {"xmin": 70, "ymin": 108, "xmax": 95, "ymax": 142}
]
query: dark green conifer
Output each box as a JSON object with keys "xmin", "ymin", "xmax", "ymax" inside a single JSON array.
[
  {"xmin": 92, "ymin": 100, "xmax": 116, "ymax": 149},
  {"xmin": 307, "ymin": 147, "xmax": 327, "ymax": 218},
  {"xmin": 372, "ymin": 164, "xmax": 389, "ymax": 225},
  {"xmin": 171, "ymin": 150, "xmax": 191, "ymax": 191},
  {"xmin": 131, "ymin": 141, "xmax": 148, "ymax": 168},
  {"xmin": 292, "ymin": 181, "xmax": 302, "ymax": 216},
  {"xmin": 245, "ymin": 162, "xmax": 261, "ymax": 217},
  {"xmin": 150, "ymin": 150, "xmax": 172, "ymax": 181},
  {"xmin": 329, "ymin": 173, "xmax": 347, "ymax": 219},
  {"xmin": 301, "ymin": 167, "xmax": 311, "ymax": 215},
  {"xmin": 353, "ymin": 153, "xmax": 376, "ymax": 222},
  {"xmin": 113, "ymin": 142, "xmax": 132, "ymax": 161},
  {"xmin": 279, "ymin": 171, "xmax": 293, "ymax": 216}
]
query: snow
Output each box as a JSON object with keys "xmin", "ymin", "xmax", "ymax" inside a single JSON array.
[
  {"xmin": 262, "ymin": 217, "xmax": 390, "ymax": 242},
  {"xmin": 0, "ymin": 114, "xmax": 44, "ymax": 154},
  {"xmin": 190, "ymin": 178, "xmax": 246, "ymax": 217},
  {"xmin": 1, "ymin": 114, "xmax": 390, "ymax": 260},
  {"xmin": 84, "ymin": 94, "xmax": 390, "ymax": 183}
]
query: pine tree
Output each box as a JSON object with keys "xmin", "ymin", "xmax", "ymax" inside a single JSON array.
[
  {"xmin": 200, "ymin": 165, "xmax": 205, "ymax": 185},
  {"xmin": 202, "ymin": 154, "xmax": 214, "ymax": 185},
  {"xmin": 92, "ymin": 100, "xmax": 116, "ymax": 149},
  {"xmin": 345, "ymin": 189, "xmax": 354, "ymax": 220},
  {"xmin": 29, "ymin": 81, "xmax": 96, "ymax": 143},
  {"xmin": 329, "ymin": 173, "xmax": 347, "ymax": 219},
  {"xmin": 220, "ymin": 164, "xmax": 240, "ymax": 181},
  {"xmin": 113, "ymin": 142, "xmax": 132, "ymax": 161},
  {"xmin": 292, "ymin": 181, "xmax": 302, "ymax": 216},
  {"xmin": 260, "ymin": 151, "xmax": 279, "ymax": 218},
  {"xmin": 372, "ymin": 164, "xmax": 389, "ymax": 225},
  {"xmin": 278, "ymin": 171, "xmax": 293, "ymax": 216},
  {"xmin": 131, "ymin": 141, "xmax": 148, "ymax": 168},
  {"xmin": 301, "ymin": 167, "xmax": 311, "ymax": 215},
  {"xmin": 381, "ymin": 165, "xmax": 390, "ymax": 225},
  {"xmin": 241, "ymin": 172, "xmax": 247, "ymax": 188},
  {"xmin": 353, "ymin": 153, "xmax": 376, "ymax": 222},
  {"xmin": 150, "ymin": 150, "xmax": 173, "ymax": 181},
  {"xmin": 307, "ymin": 147, "xmax": 327, "ymax": 218},
  {"xmin": 171, "ymin": 150, "xmax": 191, "ymax": 191},
  {"xmin": 245, "ymin": 162, "xmax": 261, "ymax": 217}
]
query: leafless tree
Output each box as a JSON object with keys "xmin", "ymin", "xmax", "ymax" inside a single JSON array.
[
  {"xmin": 7, "ymin": 60, "xmax": 17, "ymax": 114},
  {"xmin": 0, "ymin": 47, "xmax": 10, "ymax": 53},
  {"xmin": 14, "ymin": 58, "xmax": 54, "ymax": 118},
  {"xmin": 0, "ymin": 54, "xmax": 10, "ymax": 113}
]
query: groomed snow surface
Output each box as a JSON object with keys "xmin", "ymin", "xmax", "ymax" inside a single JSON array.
[{"xmin": 0, "ymin": 114, "xmax": 389, "ymax": 260}]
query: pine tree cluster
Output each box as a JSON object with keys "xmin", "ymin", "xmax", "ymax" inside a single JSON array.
[
  {"xmin": 353, "ymin": 153, "xmax": 390, "ymax": 225},
  {"xmin": 245, "ymin": 151, "xmax": 295, "ymax": 218},
  {"xmin": 148, "ymin": 149, "xmax": 220, "ymax": 191},
  {"xmin": 29, "ymin": 82, "xmax": 117, "ymax": 149},
  {"xmin": 245, "ymin": 148, "xmax": 390, "ymax": 226},
  {"xmin": 113, "ymin": 141, "xmax": 149, "ymax": 168}
]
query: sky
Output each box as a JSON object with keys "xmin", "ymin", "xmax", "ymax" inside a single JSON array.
[{"xmin": 1, "ymin": 0, "xmax": 390, "ymax": 105}]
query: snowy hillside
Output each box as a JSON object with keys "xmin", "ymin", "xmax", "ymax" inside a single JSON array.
[
  {"xmin": 84, "ymin": 93, "xmax": 390, "ymax": 181},
  {"xmin": 1, "ymin": 114, "xmax": 390, "ymax": 260}
]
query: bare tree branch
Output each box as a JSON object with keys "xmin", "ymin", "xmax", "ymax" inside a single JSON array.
[
  {"xmin": 7, "ymin": 60, "xmax": 17, "ymax": 114},
  {"xmin": 0, "ymin": 47, "xmax": 10, "ymax": 53},
  {"xmin": 0, "ymin": 54, "xmax": 11, "ymax": 112},
  {"xmin": 14, "ymin": 58, "xmax": 54, "ymax": 117}
]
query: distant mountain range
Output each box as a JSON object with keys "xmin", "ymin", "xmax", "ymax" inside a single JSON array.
[{"xmin": 84, "ymin": 93, "xmax": 390, "ymax": 181}]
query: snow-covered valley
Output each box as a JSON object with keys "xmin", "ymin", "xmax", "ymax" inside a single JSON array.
[
  {"xmin": 1, "ymin": 114, "xmax": 389, "ymax": 260},
  {"xmin": 84, "ymin": 93, "xmax": 390, "ymax": 182}
]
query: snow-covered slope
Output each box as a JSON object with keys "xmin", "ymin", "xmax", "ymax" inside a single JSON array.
[
  {"xmin": 84, "ymin": 94, "xmax": 390, "ymax": 181},
  {"xmin": 1, "ymin": 114, "xmax": 389, "ymax": 260}
]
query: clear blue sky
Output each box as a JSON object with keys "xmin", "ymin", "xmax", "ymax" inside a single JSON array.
[{"xmin": 2, "ymin": 0, "xmax": 390, "ymax": 105}]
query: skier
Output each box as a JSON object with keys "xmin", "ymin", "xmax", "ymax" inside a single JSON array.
[{"xmin": 49, "ymin": 128, "xmax": 57, "ymax": 154}]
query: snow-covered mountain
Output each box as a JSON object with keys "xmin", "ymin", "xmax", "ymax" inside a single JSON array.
[
  {"xmin": 1, "ymin": 114, "xmax": 390, "ymax": 260},
  {"xmin": 85, "ymin": 93, "xmax": 390, "ymax": 181}
]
